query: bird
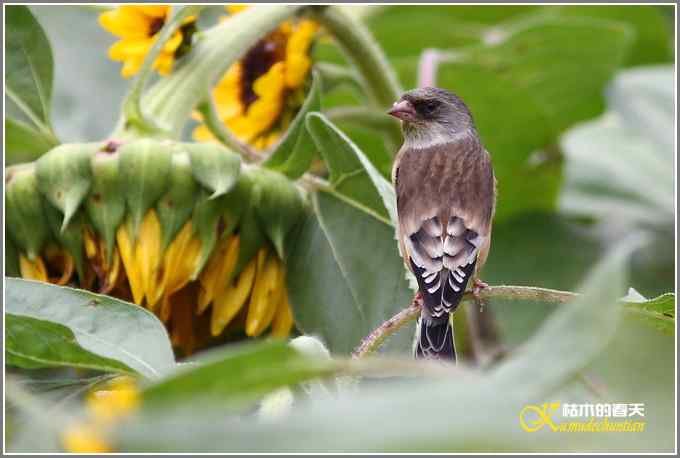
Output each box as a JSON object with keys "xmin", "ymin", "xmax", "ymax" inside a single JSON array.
[{"xmin": 388, "ymin": 87, "xmax": 496, "ymax": 361}]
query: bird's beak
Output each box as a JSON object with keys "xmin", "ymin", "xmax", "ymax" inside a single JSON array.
[{"xmin": 388, "ymin": 100, "xmax": 416, "ymax": 121}]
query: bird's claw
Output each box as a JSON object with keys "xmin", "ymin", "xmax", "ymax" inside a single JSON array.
[{"xmin": 472, "ymin": 278, "xmax": 489, "ymax": 302}]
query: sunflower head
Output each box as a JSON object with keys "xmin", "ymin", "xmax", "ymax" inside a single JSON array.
[
  {"xmin": 193, "ymin": 7, "xmax": 319, "ymax": 150},
  {"xmin": 99, "ymin": 5, "xmax": 196, "ymax": 78}
]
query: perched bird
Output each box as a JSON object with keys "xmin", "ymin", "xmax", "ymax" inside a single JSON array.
[{"xmin": 389, "ymin": 87, "xmax": 496, "ymax": 361}]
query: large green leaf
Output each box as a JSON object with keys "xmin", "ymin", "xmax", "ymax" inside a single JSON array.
[
  {"xmin": 559, "ymin": 66, "xmax": 674, "ymax": 230},
  {"xmin": 306, "ymin": 112, "xmax": 390, "ymax": 221},
  {"xmin": 111, "ymin": 237, "xmax": 670, "ymax": 453},
  {"xmin": 5, "ymin": 279, "xmax": 175, "ymax": 379},
  {"xmin": 286, "ymin": 190, "xmax": 413, "ymax": 355},
  {"xmin": 142, "ymin": 341, "xmax": 337, "ymax": 408},
  {"xmin": 6, "ymin": 314, "xmax": 133, "ymax": 373},
  {"xmin": 5, "ymin": 6, "xmax": 56, "ymax": 139},
  {"xmin": 553, "ymin": 5, "xmax": 672, "ymax": 67},
  {"xmin": 5, "ymin": 117, "xmax": 58, "ymax": 165},
  {"xmin": 622, "ymin": 290, "xmax": 675, "ymax": 335}
]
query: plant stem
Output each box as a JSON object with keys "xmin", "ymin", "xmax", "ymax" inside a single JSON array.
[
  {"xmin": 352, "ymin": 285, "xmax": 578, "ymax": 358},
  {"xmin": 195, "ymin": 97, "xmax": 260, "ymax": 162},
  {"xmin": 122, "ymin": 5, "xmax": 204, "ymax": 136},
  {"xmin": 310, "ymin": 6, "xmax": 402, "ymax": 107}
]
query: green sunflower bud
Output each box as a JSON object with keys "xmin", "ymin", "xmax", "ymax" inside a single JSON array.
[
  {"xmin": 156, "ymin": 151, "xmax": 199, "ymax": 252},
  {"xmin": 183, "ymin": 142, "xmax": 241, "ymax": 199},
  {"xmin": 85, "ymin": 150, "xmax": 125, "ymax": 263},
  {"xmin": 119, "ymin": 139, "xmax": 172, "ymax": 240},
  {"xmin": 43, "ymin": 202, "xmax": 86, "ymax": 281},
  {"xmin": 250, "ymin": 168, "xmax": 306, "ymax": 259},
  {"xmin": 35, "ymin": 143, "xmax": 98, "ymax": 231},
  {"xmin": 5, "ymin": 164, "xmax": 49, "ymax": 260}
]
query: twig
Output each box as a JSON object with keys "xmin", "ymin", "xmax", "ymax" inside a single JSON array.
[{"xmin": 352, "ymin": 285, "xmax": 578, "ymax": 358}]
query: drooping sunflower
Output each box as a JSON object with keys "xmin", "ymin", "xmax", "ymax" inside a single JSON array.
[
  {"xmin": 193, "ymin": 6, "xmax": 319, "ymax": 150},
  {"xmin": 99, "ymin": 5, "xmax": 196, "ymax": 78},
  {"xmin": 10, "ymin": 141, "xmax": 298, "ymax": 356}
]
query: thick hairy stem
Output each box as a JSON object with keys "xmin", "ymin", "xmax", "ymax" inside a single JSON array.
[
  {"xmin": 352, "ymin": 285, "xmax": 578, "ymax": 358},
  {"xmin": 311, "ymin": 6, "xmax": 402, "ymax": 108}
]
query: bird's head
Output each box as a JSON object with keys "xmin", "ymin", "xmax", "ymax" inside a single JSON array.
[{"xmin": 388, "ymin": 87, "xmax": 475, "ymax": 146}]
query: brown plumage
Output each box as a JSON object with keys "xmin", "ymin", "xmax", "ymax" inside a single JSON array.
[{"xmin": 389, "ymin": 87, "xmax": 496, "ymax": 361}]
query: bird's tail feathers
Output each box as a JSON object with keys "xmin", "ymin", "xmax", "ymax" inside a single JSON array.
[{"xmin": 414, "ymin": 316, "xmax": 456, "ymax": 361}]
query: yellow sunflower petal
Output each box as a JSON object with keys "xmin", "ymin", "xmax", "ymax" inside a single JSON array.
[
  {"xmin": 192, "ymin": 124, "xmax": 216, "ymax": 143},
  {"xmin": 136, "ymin": 210, "xmax": 164, "ymax": 310},
  {"xmin": 285, "ymin": 20, "xmax": 318, "ymax": 89},
  {"xmin": 62, "ymin": 423, "xmax": 111, "ymax": 454},
  {"xmin": 161, "ymin": 221, "xmax": 202, "ymax": 302},
  {"xmin": 87, "ymin": 377, "xmax": 140, "ymax": 424},
  {"xmin": 226, "ymin": 5, "xmax": 248, "ymax": 15},
  {"xmin": 246, "ymin": 251, "xmax": 282, "ymax": 337},
  {"xmin": 120, "ymin": 57, "xmax": 144, "ymax": 78},
  {"xmin": 162, "ymin": 30, "xmax": 183, "ymax": 54},
  {"xmin": 19, "ymin": 255, "xmax": 47, "ymax": 282},
  {"xmin": 99, "ymin": 8, "xmax": 150, "ymax": 39},
  {"xmin": 136, "ymin": 5, "xmax": 169, "ymax": 19},
  {"xmin": 270, "ymin": 287, "xmax": 294, "ymax": 338},
  {"xmin": 116, "ymin": 223, "xmax": 144, "ymax": 305},
  {"xmin": 108, "ymin": 38, "xmax": 154, "ymax": 60},
  {"xmin": 211, "ymin": 256, "xmax": 257, "ymax": 336},
  {"xmin": 153, "ymin": 53, "xmax": 175, "ymax": 77}
]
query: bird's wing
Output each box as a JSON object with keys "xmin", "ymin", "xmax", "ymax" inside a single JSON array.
[{"xmin": 395, "ymin": 140, "xmax": 495, "ymax": 317}]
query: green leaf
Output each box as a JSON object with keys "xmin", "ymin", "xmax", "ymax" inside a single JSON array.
[
  {"xmin": 263, "ymin": 72, "xmax": 322, "ymax": 179},
  {"xmin": 559, "ymin": 66, "xmax": 674, "ymax": 230},
  {"xmin": 6, "ymin": 314, "xmax": 134, "ymax": 373},
  {"xmin": 622, "ymin": 290, "xmax": 675, "ymax": 335},
  {"xmin": 286, "ymin": 190, "xmax": 413, "ymax": 355},
  {"xmin": 554, "ymin": 5, "xmax": 672, "ymax": 67},
  {"xmin": 306, "ymin": 112, "xmax": 389, "ymax": 221},
  {"xmin": 5, "ymin": 117, "xmax": 58, "ymax": 165},
  {"xmin": 141, "ymin": 340, "xmax": 337, "ymax": 408},
  {"xmin": 491, "ymin": 234, "xmax": 646, "ymax": 395},
  {"xmin": 5, "ymin": 278, "xmax": 175, "ymax": 379},
  {"xmin": 5, "ymin": 5, "xmax": 56, "ymax": 139}
]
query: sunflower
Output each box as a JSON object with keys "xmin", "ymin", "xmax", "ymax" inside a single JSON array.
[
  {"xmin": 19, "ymin": 208, "xmax": 293, "ymax": 355},
  {"xmin": 193, "ymin": 6, "xmax": 319, "ymax": 150},
  {"xmin": 62, "ymin": 376, "xmax": 140, "ymax": 453},
  {"xmin": 99, "ymin": 5, "xmax": 196, "ymax": 78}
]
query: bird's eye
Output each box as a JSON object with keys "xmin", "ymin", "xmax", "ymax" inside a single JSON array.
[{"xmin": 421, "ymin": 100, "xmax": 439, "ymax": 114}]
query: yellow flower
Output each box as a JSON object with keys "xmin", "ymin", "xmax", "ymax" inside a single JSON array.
[
  {"xmin": 62, "ymin": 376, "xmax": 140, "ymax": 453},
  {"xmin": 99, "ymin": 5, "xmax": 197, "ymax": 78},
  {"xmin": 193, "ymin": 7, "xmax": 318, "ymax": 149}
]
